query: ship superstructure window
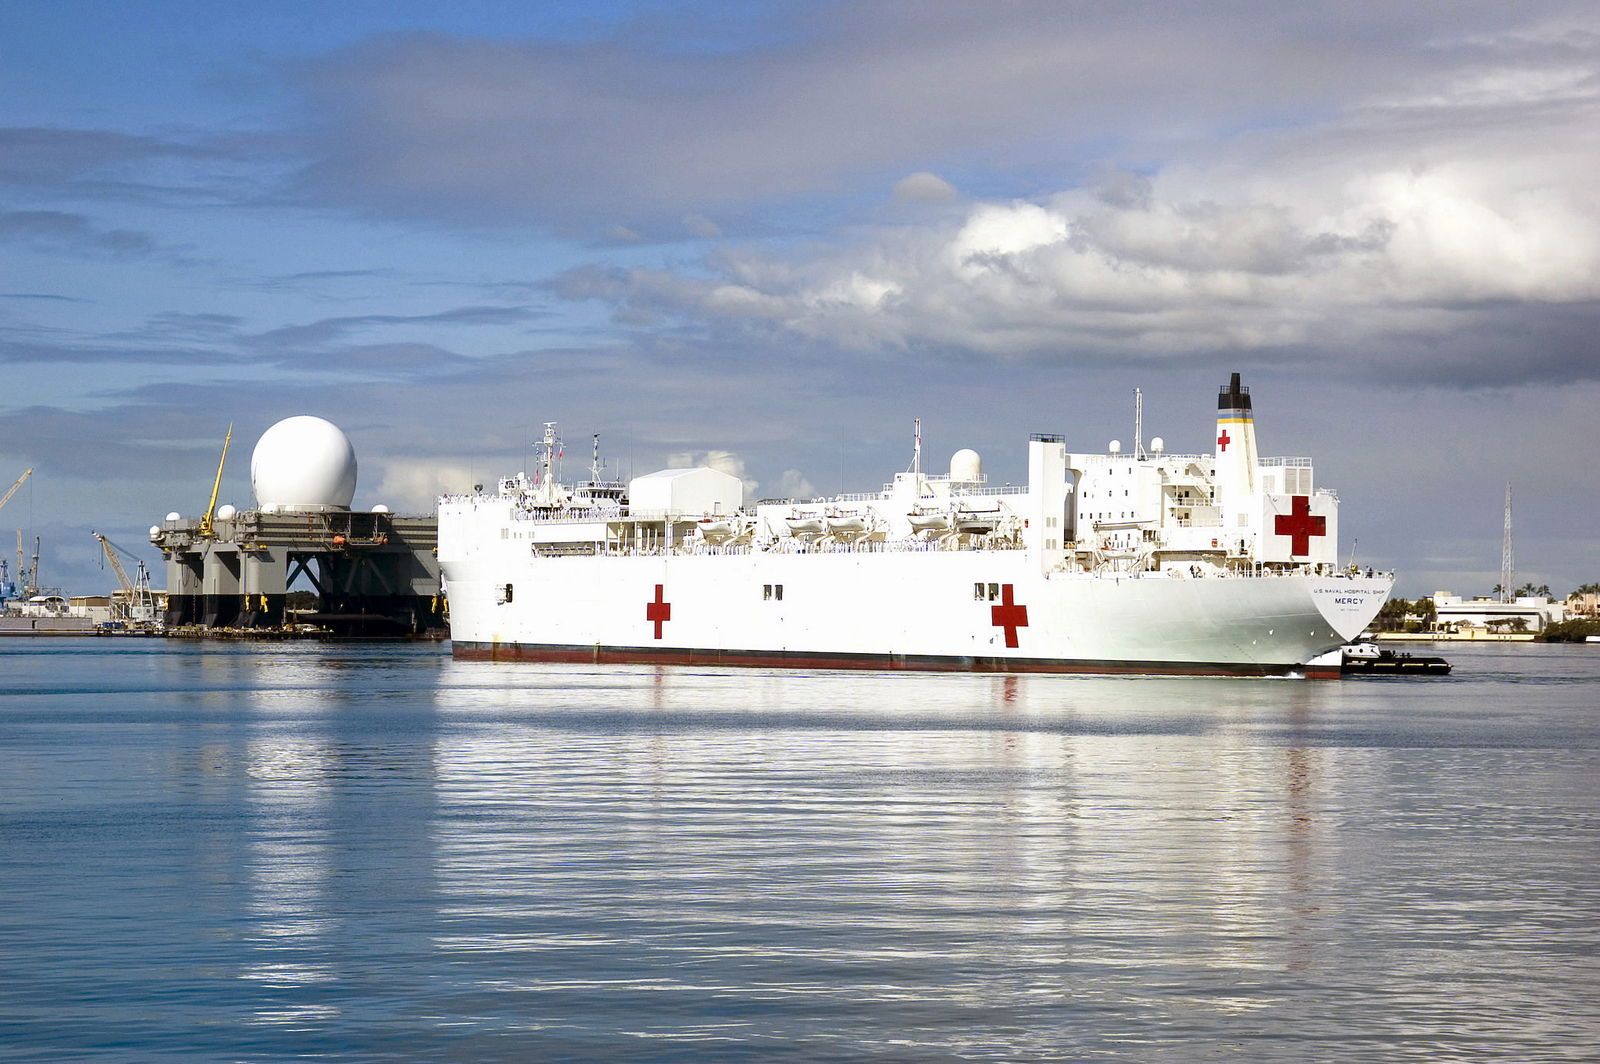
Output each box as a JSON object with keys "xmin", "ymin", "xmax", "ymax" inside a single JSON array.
[
  {"xmin": 497, "ymin": 583, "xmax": 514, "ymax": 604},
  {"xmin": 764, "ymin": 584, "xmax": 783, "ymax": 601},
  {"xmin": 989, "ymin": 583, "xmax": 1000, "ymax": 601},
  {"xmin": 974, "ymin": 583, "xmax": 984, "ymax": 600}
]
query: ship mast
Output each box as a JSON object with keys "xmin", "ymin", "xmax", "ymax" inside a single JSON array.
[
  {"xmin": 538, "ymin": 422, "xmax": 559, "ymax": 487},
  {"xmin": 1134, "ymin": 389, "xmax": 1145, "ymax": 460},
  {"xmin": 1501, "ymin": 483, "xmax": 1514, "ymax": 603}
]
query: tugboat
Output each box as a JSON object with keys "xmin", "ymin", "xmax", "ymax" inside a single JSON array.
[{"xmin": 1341, "ymin": 642, "xmax": 1451, "ymax": 675}]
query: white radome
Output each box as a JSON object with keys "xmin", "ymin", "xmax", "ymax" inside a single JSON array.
[
  {"xmin": 251, "ymin": 416, "xmax": 358, "ymax": 513},
  {"xmin": 950, "ymin": 448, "xmax": 982, "ymax": 483},
  {"xmin": 215, "ymin": 504, "xmax": 237, "ymax": 521}
]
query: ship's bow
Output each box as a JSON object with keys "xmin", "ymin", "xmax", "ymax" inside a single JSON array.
[{"xmin": 1310, "ymin": 575, "xmax": 1395, "ymax": 642}]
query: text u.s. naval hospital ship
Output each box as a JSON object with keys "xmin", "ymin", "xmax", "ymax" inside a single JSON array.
[{"xmin": 437, "ymin": 375, "xmax": 1392, "ymax": 677}]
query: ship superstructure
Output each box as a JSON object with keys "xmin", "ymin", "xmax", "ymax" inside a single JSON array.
[{"xmin": 437, "ymin": 376, "xmax": 1391, "ymax": 676}]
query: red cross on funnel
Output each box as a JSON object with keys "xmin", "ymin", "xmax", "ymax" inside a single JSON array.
[
  {"xmin": 1217, "ymin": 428, "xmax": 1231, "ymax": 452},
  {"xmin": 990, "ymin": 584, "xmax": 1028, "ymax": 649},
  {"xmin": 646, "ymin": 584, "xmax": 672, "ymax": 639},
  {"xmin": 1274, "ymin": 496, "xmax": 1326, "ymax": 556}
]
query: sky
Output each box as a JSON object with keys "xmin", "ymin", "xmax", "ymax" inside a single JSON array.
[{"xmin": 2, "ymin": 0, "xmax": 1597, "ymax": 600}]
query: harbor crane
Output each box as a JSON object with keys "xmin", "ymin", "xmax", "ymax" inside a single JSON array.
[
  {"xmin": 3, "ymin": 471, "xmax": 37, "ymax": 597},
  {"xmin": 92, "ymin": 532, "xmax": 157, "ymax": 625},
  {"xmin": 0, "ymin": 468, "xmax": 32, "ymax": 517},
  {"xmin": 16, "ymin": 529, "xmax": 39, "ymax": 597}
]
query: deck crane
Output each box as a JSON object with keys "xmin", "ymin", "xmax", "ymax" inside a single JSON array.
[
  {"xmin": 92, "ymin": 532, "xmax": 157, "ymax": 625},
  {"xmin": 198, "ymin": 425, "xmax": 232, "ymax": 540}
]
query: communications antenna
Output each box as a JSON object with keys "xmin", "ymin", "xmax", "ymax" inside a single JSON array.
[
  {"xmin": 1134, "ymin": 389, "xmax": 1146, "ymax": 460},
  {"xmin": 1501, "ymin": 483, "xmax": 1514, "ymax": 603}
]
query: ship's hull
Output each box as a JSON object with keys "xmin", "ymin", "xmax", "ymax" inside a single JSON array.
[{"xmin": 440, "ymin": 548, "xmax": 1391, "ymax": 678}]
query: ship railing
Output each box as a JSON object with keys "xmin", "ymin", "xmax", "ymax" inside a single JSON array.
[
  {"xmin": 1051, "ymin": 563, "xmax": 1394, "ymax": 580},
  {"xmin": 1258, "ymin": 457, "xmax": 1312, "ymax": 468},
  {"xmin": 588, "ymin": 536, "xmax": 1025, "ymax": 559}
]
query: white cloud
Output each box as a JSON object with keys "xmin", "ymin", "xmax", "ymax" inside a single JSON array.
[
  {"xmin": 893, "ymin": 172, "xmax": 956, "ymax": 203},
  {"xmin": 371, "ymin": 459, "xmax": 476, "ymax": 511},
  {"xmin": 569, "ymin": 26, "xmax": 1600, "ymax": 379},
  {"xmin": 771, "ymin": 469, "xmax": 816, "ymax": 500}
]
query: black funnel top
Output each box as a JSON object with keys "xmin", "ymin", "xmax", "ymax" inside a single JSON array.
[{"xmin": 1218, "ymin": 372, "xmax": 1252, "ymax": 412}]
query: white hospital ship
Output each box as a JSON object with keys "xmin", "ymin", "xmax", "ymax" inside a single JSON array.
[{"xmin": 437, "ymin": 375, "xmax": 1391, "ymax": 677}]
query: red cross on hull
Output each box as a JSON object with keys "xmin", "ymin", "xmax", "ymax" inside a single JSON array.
[
  {"xmin": 645, "ymin": 584, "xmax": 672, "ymax": 638},
  {"xmin": 990, "ymin": 584, "xmax": 1029, "ymax": 649},
  {"xmin": 1274, "ymin": 495, "xmax": 1326, "ymax": 556}
]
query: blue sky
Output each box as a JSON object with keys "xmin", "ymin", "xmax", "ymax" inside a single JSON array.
[{"xmin": 3, "ymin": 0, "xmax": 1598, "ymax": 599}]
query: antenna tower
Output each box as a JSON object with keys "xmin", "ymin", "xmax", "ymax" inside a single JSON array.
[
  {"xmin": 1500, "ymin": 483, "xmax": 1514, "ymax": 603},
  {"xmin": 1134, "ymin": 389, "xmax": 1145, "ymax": 460}
]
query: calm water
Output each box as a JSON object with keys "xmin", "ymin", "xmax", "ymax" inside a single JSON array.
[{"xmin": 1, "ymin": 639, "xmax": 1596, "ymax": 1062}]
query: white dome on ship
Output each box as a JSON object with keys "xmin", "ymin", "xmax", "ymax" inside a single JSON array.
[
  {"xmin": 251, "ymin": 416, "xmax": 357, "ymax": 513},
  {"xmin": 950, "ymin": 448, "xmax": 982, "ymax": 482},
  {"xmin": 215, "ymin": 504, "xmax": 237, "ymax": 521}
]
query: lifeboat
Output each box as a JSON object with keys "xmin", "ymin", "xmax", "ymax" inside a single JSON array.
[
  {"xmin": 826, "ymin": 513, "xmax": 870, "ymax": 536},
  {"xmin": 697, "ymin": 517, "xmax": 740, "ymax": 544},
  {"xmin": 954, "ymin": 511, "xmax": 999, "ymax": 534},
  {"xmin": 786, "ymin": 513, "xmax": 825, "ymax": 535},
  {"xmin": 908, "ymin": 509, "xmax": 951, "ymax": 532}
]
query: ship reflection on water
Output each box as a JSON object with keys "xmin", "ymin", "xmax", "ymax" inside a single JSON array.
[{"xmin": 415, "ymin": 661, "xmax": 1403, "ymax": 1044}]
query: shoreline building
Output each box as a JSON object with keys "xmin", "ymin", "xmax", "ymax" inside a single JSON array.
[{"xmin": 1430, "ymin": 592, "xmax": 1566, "ymax": 634}]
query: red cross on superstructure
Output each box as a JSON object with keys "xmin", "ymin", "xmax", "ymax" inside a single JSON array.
[
  {"xmin": 645, "ymin": 584, "xmax": 672, "ymax": 639},
  {"xmin": 990, "ymin": 584, "xmax": 1029, "ymax": 649},
  {"xmin": 1274, "ymin": 495, "xmax": 1326, "ymax": 556},
  {"xmin": 1217, "ymin": 428, "xmax": 1231, "ymax": 452}
]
